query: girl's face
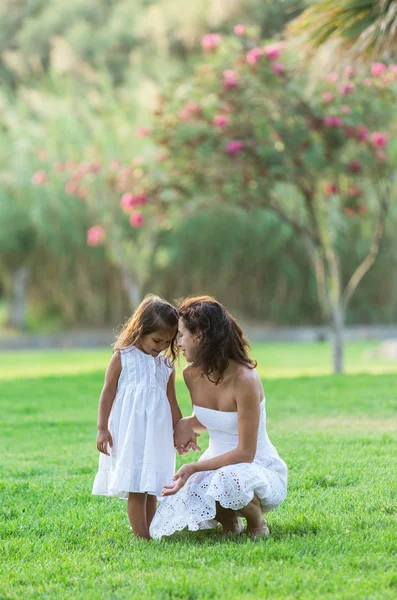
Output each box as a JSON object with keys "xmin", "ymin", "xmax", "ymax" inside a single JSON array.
[
  {"xmin": 139, "ymin": 329, "xmax": 176, "ymax": 358},
  {"xmin": 178, "ymin": 318, "xmax": 200, "ymax": 362}
]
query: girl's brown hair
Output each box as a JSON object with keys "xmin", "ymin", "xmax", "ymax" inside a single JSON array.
[
  {"xmin": 178, "ymin": 295, "xmax": 256, "ymax": 384},
  {"xmin": 114, "ymin": 294, "xmax": 179, "ymax": 363}
]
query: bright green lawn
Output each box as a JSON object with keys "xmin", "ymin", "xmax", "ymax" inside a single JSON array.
[
  {"xmin": 1, "ymin": 345, "xmax": 397, "ymax": 599},
  {"xmin": 1, "ymin": 340, "xmax": 397, "ymax": 380}
]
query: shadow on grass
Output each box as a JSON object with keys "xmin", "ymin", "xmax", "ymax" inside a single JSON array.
[{"xmin": 151, "ymin": 518, "xmax": 320, "ymax": 546}]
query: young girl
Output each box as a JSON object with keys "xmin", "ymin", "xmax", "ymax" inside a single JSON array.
[{"xmin": 92, "ymin": 294, "xmax": 195, "ymax": 539}]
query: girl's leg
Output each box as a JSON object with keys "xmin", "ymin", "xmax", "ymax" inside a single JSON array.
[
  {"xmin": 146, "ymin": 494, "xmax": 158, "ymax": 529},
  {"xmin": 238, "ymin": 494, "xmax": 269, "ymax": 537},
  {"xmin": 128, "ymin": 492, "xmax": 149, "ymax": 539}
]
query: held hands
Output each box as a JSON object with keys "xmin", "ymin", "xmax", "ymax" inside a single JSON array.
[
  {"xmin": 162, "ymin": 463, "xmax": 196, "ymax": 496},
  {"xmin": 174, "ymin": 419, "xmax": 201, "ymax": 455},
  {"xmin": 96, "ymin": 429, "xmax": 113, "ymax": 456}
]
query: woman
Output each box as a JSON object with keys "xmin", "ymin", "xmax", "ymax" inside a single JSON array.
[{"xmin": 149, "ymin": 296, "xmax": 287, "ymax": 539}]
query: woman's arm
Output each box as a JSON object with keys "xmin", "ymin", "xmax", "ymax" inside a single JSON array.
[
  {"xmin": 163, "ymin": 373, "xmax": 261, "ymax": 495},
  {"xmin": 166, "ymin": 368, "xmax": 183, "ymax": 428},
  {"xmin": 96, "ymin": 351, "xmax": 122, "ymax": 455}
]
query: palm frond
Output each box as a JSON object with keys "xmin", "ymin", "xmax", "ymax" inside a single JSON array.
[{"xmin": 288, "ymin": 0, "xmax": 397, "ymax": 60}]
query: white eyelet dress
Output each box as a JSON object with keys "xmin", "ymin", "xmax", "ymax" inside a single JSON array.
[
  {"xmin": 92, "ymin": 346, "xmax": 175, "ymax": 499},
  {"xmin": 149, "ymin": 399, "xmax": 287, "ymax": 538}
]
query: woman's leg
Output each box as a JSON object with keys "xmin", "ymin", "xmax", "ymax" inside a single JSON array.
[
  {"xmin": 215, "ymin": 503, "xmax": 244, "ymax": 534},
  {"xmin": 146, "ymin": 494, "xmax": 158, "ymax": 529},
  {"xmin": 238, "ymin": 494, "xmax": 269, "ymax": 537},
  {"xmin": 128, "ymin": 492, "xmax": 150, "ymax": 539}
]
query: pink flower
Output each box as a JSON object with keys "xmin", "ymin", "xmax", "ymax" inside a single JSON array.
[
  {"xmin": 371, "ymin": 132, "xmax": 388, "ymax": 148},
  {"xmin": 376, "ymin": 149, "xmax": 387, "ymax": 161},
  {"xmin": 327, "ymin": 73, "xmax": 338, "ymax": 84},
  {"xmin": 65, "ymin": 180, "xmax": 78, "ymax": 195},
  {"xmin": 371, "ymin": 62, "xmax": 387, "ymax": 77},
  {"xmin": 347, "ymin": 185, "xmax": 363, "ymax": 199},
  {"xmin": 362, "ymin": 78, "xmax": 373, "ymax": 87},
  {"xmin": 185, "ymin": 102, "xmax": 201, "ymax": 114},
  {"xmin": 76, "ymin": 187, "xmax": 88, "ymax": 200},
  {"xmin": 120, "ymin": 193, "xmax": 137, "ymax": 212},
  {"xmin": 129, "ymin": 211, "xmax": 145, "ymax": 228},
  {"xmin": 348, "ymin": 160, "xmax": 362, "ymax": 173},
  {"xmin": 234, "ymin": 24, "xmax": 246, "ymax": 36},
  {"xmin": 53, "ymin": 162, "xmax": 65, "ymax": 173},
  {"xmin": 32, "ymin": 170, "xmax": 49, "ymax": 185},
  {"xmin": 246, "ymin": 47, "xmax": 263, "ymax": 65},
  {"xmin": 357, "ymin": 125, "xmax": 369, "ymax": 142},
  {"xmin": 137, "ymin": 127, "xmax": 150, "ymax": 137},
  {"xmin": 213, "ymin": 114, "xmax": 229, "ymax": 127},
  {"xmin": 339, "ymin": 83, "xmax": 355, "ymax": 96},
  {"xmin": 343, "ymin": 66, "xmax": 355, "ymax": 79},
  {"xmin": 344, "ymin": 207, "xmax": 355, "ymax": 217},
  {"xmin": 223, "ymin": 70, "xmax": 239, "ymax": 88},
  {"xmin": 87, "ymin": 225, "xmax": 105, "ymax": 247},
  {"xmin": 65, "ymin": 160, "xmax": 77, "ymax": 171},
  {"xmin": 201, "ymin": 34, "xmax": 221, "ymax": 52},
  {"xmin": 135, "ymin": 193, "xmax": 148, "ymax": 205},
  {"xmin": 179, "ymin": 102, "xmax": 201, "ymax": 121},
  {"xmin": 37, "ymin": 148, "xmax": 49, "ymax": 161},
  {"xmin": 226, "ymin": 140, "xmax": 244, "ymax": 155},
  {"xmin": 89, "ymin": 160, "xmax": 101, "ymax": 174},
  {"xmin": 324, "ymin": 116, "xmax": 343, "ymax": 128},
  {"xmin": 323, "ymin": 91, "xmax": 334, "ymax": 103},
  {"xmin": 120, "ymin": 193, "xmax": 148, "ymax": 212},
  {"xmin": 272, "ymin": 62, "xmax": 285, "ymax": 76},
  {"xmin": 264, "ymin": 44, "xmax": 282, "ymax": 61},
  {"xmin": 341, "ymin": 105, "xmax": 352, "ymax": 114},
  {"xmin": 109, "ymin": 160, "xmax": 121, "ymax": 171},
  {"xmin": 325, "ymin": 183, "xmax": 338, "ymax": 196}
]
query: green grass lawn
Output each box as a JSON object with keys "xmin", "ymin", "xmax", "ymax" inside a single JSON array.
[{"xmin": 1, "ymin": 345, "xmax": 397, "ymax": 599}]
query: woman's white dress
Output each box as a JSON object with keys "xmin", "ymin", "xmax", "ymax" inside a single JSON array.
[
  {"xmin": 92, "ymin": 346, "xmax": 175, "ymax": 499},
  {"xmin": 149, "ymin": 399, "xmax": 287, "ymax": 538}
]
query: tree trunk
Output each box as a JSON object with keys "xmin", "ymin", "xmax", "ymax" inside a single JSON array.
[
  {"xmin": 7, "ymin": 266, "xmax": 30, "ymax": 330},
  {"xmin": 330, "ymin": 303, "xmax": 344, "ymax": 374},
  {"xmin": 121, "ymin": 270, "xmax": 142, "ymax": 310}
]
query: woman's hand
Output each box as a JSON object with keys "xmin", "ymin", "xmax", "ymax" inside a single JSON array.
[
  {"xmin": 174, "ymin": 419, "xmax": 201, "ymax": 455},
  {"xmin": 162, "ymin": 463, "xmax": 196, "ymax": 496},
  {"xmin": 96, "ymin": 429, "xmax": 113, "ymax": 456}
]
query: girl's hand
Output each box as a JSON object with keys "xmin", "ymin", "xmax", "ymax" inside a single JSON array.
[
  {"xmin": 162, "ymin": 463, "xmax": 196, "ymax": 496},
  {"xmin": 174, "ymin": 420, "xmax": 201, "ymax": 454},
  {"xmin": 96, "ymin": 429, "xmax": 113, "ymax": 456}
]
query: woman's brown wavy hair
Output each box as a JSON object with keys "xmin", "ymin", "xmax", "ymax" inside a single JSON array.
[
  {"xmin": 114, "ymin": 294, "xmax": 179, "ymax": 363},
  {"xmin": 178, "ymin": 295, "xmax": 256, "ymax": 384}
]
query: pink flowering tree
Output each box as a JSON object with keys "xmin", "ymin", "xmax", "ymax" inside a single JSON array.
[
  {"xmin": 31, "ymin": 146, "xmax": 180, "ymax": 308},
  {"xmin": 136, "ymin": 32, "xmax": 397, "ymax": 372}
]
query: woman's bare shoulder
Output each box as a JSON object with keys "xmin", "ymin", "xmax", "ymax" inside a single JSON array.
[{"xmin": 234, "ymin": 364, "xmax": 263, "ymax": 399}]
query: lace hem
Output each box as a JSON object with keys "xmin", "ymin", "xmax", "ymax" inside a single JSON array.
[{"xmin": 149, "ymin": 464, "xmax": 287, "ymax": 539}]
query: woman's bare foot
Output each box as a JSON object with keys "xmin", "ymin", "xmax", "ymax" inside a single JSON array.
[
  {"xmin": 222, "ymin": 516, "xmax": 244, "ymax": 536},
  {"xmin": 216, "ymin": 503, "xmax": 244, "ymax": 536},
  {"xmin": 246, "ymin": 518, "xmax": 270, "ymax": 538},
  {"xmin": 239, "ymin": 494, "xmax": 270, "ymax": 538}
]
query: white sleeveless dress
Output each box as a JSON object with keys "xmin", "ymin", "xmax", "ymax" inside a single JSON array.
[
  {"xmin": 92, "ymin": 346, "xmax": 175, "ymax": 499},
  {"xmin": 150, "ymin": 399, "xmax": 287, "ymax": 538}
]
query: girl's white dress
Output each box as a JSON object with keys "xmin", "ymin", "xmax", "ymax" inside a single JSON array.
[
  {"xmin": 149, "ymin": 399, "xmax": 287, "ymax": 539},
  {"xmin": 92, "ymin": 346, "xmax": 175, "ymax": 499}
]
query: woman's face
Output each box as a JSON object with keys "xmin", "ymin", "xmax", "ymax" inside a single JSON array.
[
  {"xmin": 178, "ymin": 318, "xmax": 199, "ymax": 362},
  {"xmin": 139, "ymin": 328, "xmax": 175, "ymax": 358}
]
